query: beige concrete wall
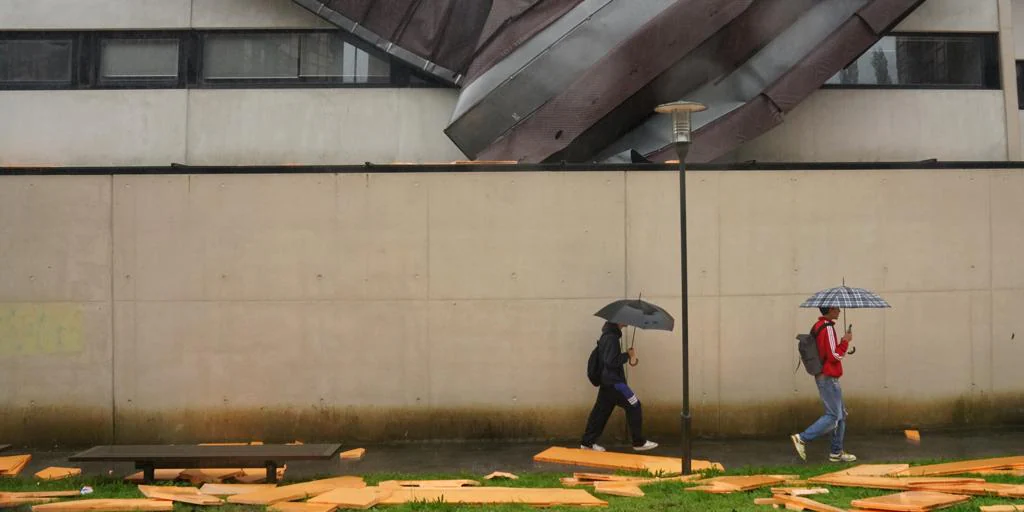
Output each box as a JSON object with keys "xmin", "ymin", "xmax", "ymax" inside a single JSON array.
[
  {"xmin": 2, "ymin": 169, "xmax": 1023, "ymax": 445},
  {"xmin": 896, "ymin": 0, "xmax": 999, "ymax": 32},
  {"xmin": 731, "ymin": 90, "xmax": 1009, "ymax": 163},
  {"xmin": 0, "ymin": 89, "xmax": 462, "ymax": 166},
  {"xmin": 0, "ymin": 0, "xmax": 323, "ymax": 29}
]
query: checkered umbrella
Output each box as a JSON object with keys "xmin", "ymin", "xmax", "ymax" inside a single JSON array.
[{"xmin": 799, "ymin": 285, "xmax": 891, "ymax": 309}]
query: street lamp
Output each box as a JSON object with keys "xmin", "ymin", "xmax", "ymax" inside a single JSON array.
[{"xmin": 654, "ymin": 100, "xmax": 706, "ymax": 475}]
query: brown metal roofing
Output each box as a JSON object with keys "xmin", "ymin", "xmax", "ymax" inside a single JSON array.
[
  {"xmin": 295, "ymin": 0, "xmax": 926, "ymax": 163},
  {"xmin": 649, "ymin": 0, "xmax": 927, "ymax": 162}
]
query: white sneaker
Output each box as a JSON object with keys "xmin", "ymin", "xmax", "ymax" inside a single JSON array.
[
  {"xmin": 580, "ymin": 444, "xmax": 606, "ymax": 452},
  {"xmin": 633, "ymin": 441, "xmax": 658, "ymax": 451},
  {"xmin": 790, "ymin": 434, "xmax": 807, "ymax": 461},
  {"xmin": 829, "ymin": 451, "xmax": 857, "ymax": 462}
]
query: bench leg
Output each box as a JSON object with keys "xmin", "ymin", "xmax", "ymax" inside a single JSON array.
[
  {"xmin": 265, "ymin": 461, "xmax": 278, "ymax": 483},
  {"xmin": 138, "ymin": 463, "xmax": 155, "ymax": 484}
]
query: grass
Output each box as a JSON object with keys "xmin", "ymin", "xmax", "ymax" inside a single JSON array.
[{"xmin": 0, "ymin": 464, "xmax": 1022, "ymax": 511}]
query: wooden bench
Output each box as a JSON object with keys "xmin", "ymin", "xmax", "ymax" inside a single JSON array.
[{"xmin": 68, "ymin": 444, "xmax": 342, "ymax": 483}]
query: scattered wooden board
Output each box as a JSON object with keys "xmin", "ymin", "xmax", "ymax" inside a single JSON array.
[
  {"xmin": 849, "ymin": 491, "xmax": 969, "ymax": 512},
  {"xmin": 180, "ymin": 469, "xmax": 244, "ymax": 484},
  {"xmin": 339, "ymin": 448, "xmax": 365, "ymax": 461},
  {"xmin": 34, "ymin": 467, "xmax": 82, "ymax": 481},
  {"xmin": 774, "ymin": 494, "xmax": 848, "ymax": 512},
  {"xmin": 378, "ymin": 479, "xmax": 479, "ymax": 488},
  {"xmin": 1, "ymin": 497, "xmax": 59, "ymax": 507},
  {"xmin": 137, "ymin": 486, "xmax": 202, "ymax": 499},
  {"xmin": 125, "ymin": 469, "xmax": 184, "ymax": 482},
  {"xmin": 268, "ymin": 503, "xmax": 337, "ymax": 512},
  {"xmin": 2, "ymin": 492, "xmax": 84, "ymax": 499},
  {"xmin": 147, "ymin": 491, "xmax": 223, "ymax": 506},
  {"xmin": 233, "ymin": 466, "xmax": 286, "ymax": 484},
  {"xmin": 0, "ymin": 455, "xmax": 32, "ymax": 477},
  {"xmin": 686, "ymin": 475, "xmax": 788, "ymax": 494},
  {"xmin": 840, "ymin": 464, "xmax": 912, "ymax": 477},
  {"xmin": 226, "ymin": 476, "xmax": 366, "ymax": 505},
  {"xmin": 905, "ymin": 430, "xmax": 921, "ymax": 444},
  {"xmin": 981, "ymin": 506, "xmax": 1024, "ymax": 512},
  {"xmin": 807, "ymin": 475, "xmax": 984, "ymax": 490},
  {"xmin": 906, "ymin": 481, "xmax": 1024, "ymax": 497},
  {"xmin": 573, "ymin": 473, "xmax": 638, "ymax": 482},
  {"xmin": 484, "ymin": 471, "xmax": 519, "ymax": 480},
  {"xmin": 32, "ymin": 499, "xmax": 174, "ymax": 512},
  {"xmin": 754, "ymin": 497, "xmax": 783, "ymax": 507},
  {"xmin": 533, "ymin": 447, "xmax": 723, "ymax": 475},
  {"xmin": 592, "ymin": 483, "xmax": 643, "ymax": 497},
  {"xmin": 308, "ymin": 488, "xmax": 391, "ymax": 509},
  {"xmin": 199, "ymin": 484, "xmax": 277, "ymax": 497},
  {"xmin": 374, "ymin": 487, "xmax": 607, "ymax": 507},
  {"xmin": 899, "ymin": 456, "xmax": 1024, "ymax": 477},
  {"xmin": 771, "ymin": 488, "xmax": 829, "ymax": 497}
]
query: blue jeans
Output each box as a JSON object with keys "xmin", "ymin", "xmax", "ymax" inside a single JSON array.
[{"xmin": 799, "ymin": 375, "xmax": 846, "ymax": 455}]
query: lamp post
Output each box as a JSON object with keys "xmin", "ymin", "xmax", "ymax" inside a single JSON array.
[{"xmin": 654, "ymin": 101, "xmax": 706, "ymax": 475}]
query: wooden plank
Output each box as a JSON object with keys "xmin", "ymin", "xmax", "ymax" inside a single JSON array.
[
  {"xmin": 850, "ymin": 491, "xmax": 970, "ymax": 512},
  {"xmin": 592, "ymin": 483, "xmax": 643, "ymax": 497},
  {"xmin": 980, "ymin": 506, "xmax": 1024, "ymax": 512},
  {"xmin": 0, "ymin": 497, "xmax": 58, "ymax": 508},
  {"xmin": 771, "ymin": 488, "xmax": 829, "ymax": 496},
  {"xmin": 147, "ymin": 491, "xmax": 223, "ymax": 506},
  {"xmin": 268, "ymin": 503, "xmax": 338, "ymax": 512},
  {"xmin": 754, "ymin": 497, "xmax": 783, "ymax": 506},
  {"xmin": 124, "ymin": 470, "xmax": 184, "ymax": 482},
  {"xmin": 905, "ymin": 481, "xmax": 1024, "ymax": 497},
  {"xmin": 1, "ymin": 492, "xmax": 83, "ymax": 499},
  {"xmin": 0, "ymin": 455, "xmax": 32, "ymax": 476},
  {"xmin": 198, "ymin": 484, "xmax": 276, "ymax": 497},
  {"xmin": 233, "ymin": 466, "xmax": 286, "ymax": 484},
  {"xmin": 378, "ymin": 479, "xmax": 479, "ymax": 488},
  {"xmin": 32, "ymin": 499, "xmax": 174, "ymax": 512},
  {"xmin": 34, "ymin": 467, "xmax": 82, "ymax": 481},
  {"xmin": 484, "ymin": 471, "xmax": 519, "ymax": 480},
  {"xmin": 774, "ymin": 495, "xmax": 848, "ymax": 512},
  {"xmin": 689, "ymin": 475, "xmax": 787, "ymax": 492},
  {"xmin": 339, "ymin": 449, "xmax": 365, "ymax": 461},
  {"xmin": 374, "ymin": 487, "xmax": 607, "ymax": 507},
  {"xmin": 137, "ymin": 486, "xmax": 201, "ymax": 499},
  {"xmin": 533, "ymin": 447, "xmax": 723, "ymax": 475},
  {"xmin": 226, "ymin": 476, "xmax": 366, "ymax": 505},
  {"xmin": 180, "ymin": 469, "xmax": 244, "ymax": 484},
  {"xmin": 573, "ymin": 473, "xmax": 637, "ymax": 482},
  {"xmin": 840, "ymin": 464, "xmax": 911, "ymax": 477},
  {"xmin": 807, "ymin": 475, "xmax": 984, "ymax": 490},
  {"xmin": 899, "ymin": 456, "xmax": 1024, "ymax": 477},
  {"xmin": 307, "ymin": 488, "xmax": 390, "ymax": 509}
]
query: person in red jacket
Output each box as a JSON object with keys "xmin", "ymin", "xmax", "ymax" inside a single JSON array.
[{"xmin": 790, "ymin": 306, "xmax": 856, "ymax": 462}]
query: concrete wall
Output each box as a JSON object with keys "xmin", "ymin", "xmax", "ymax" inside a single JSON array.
[
  {"xmin": 0, "ymin": 0, "xmax": 464, "ymax": 167},
  {"xmin": 1, "ymin": 169, "xmax": 1022, "ymax": 446},
  {"xmin": 731, "ymin": 90, "xmax": 1009, "ymax": 163}
]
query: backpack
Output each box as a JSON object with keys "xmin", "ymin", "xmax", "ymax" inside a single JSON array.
[
  {"xmin": 795, "ymin": 322, "xmax": 830, "ymax": 376},
  {"xmin": 587, "ymin": 343, "xmax": 602, "ymax": 386}
]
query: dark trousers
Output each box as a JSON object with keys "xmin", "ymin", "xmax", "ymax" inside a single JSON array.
[{"xmin": 581, "ymin": 383, "xmax": 645, "ymax": 447}]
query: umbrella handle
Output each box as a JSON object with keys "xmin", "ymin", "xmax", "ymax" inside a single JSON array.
[{"xmin": 629, "ymin": 358, "xmax": 639, "ymax": 367}]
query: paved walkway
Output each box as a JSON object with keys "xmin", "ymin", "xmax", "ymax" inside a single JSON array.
[{"xmin": 10, "ymin": 428, "xmax": 1024, "ymax": 480}]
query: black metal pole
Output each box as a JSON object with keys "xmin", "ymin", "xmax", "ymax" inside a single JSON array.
[{"xmin": 677, "ymin": 146, "xmax": 692, "ymax": 475}]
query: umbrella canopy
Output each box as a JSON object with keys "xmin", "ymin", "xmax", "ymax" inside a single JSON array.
[
  {"xmin": 594, "ymin": 299, "xmax": 674, "ymax": 331},
  {"xmin": 800, "ymin": 285, "xmax": 891, "ymax": 309}
]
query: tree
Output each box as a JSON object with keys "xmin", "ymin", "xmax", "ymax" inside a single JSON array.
[
  {"xmin": 872, "ymin": 48, "xmax": 892, "ymax": 85},
  {"xmin": 839, "ymin": 63, "xmax": 859, "ymax": 84}
]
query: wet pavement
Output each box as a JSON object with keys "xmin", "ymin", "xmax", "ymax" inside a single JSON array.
[{"xmin": 8, "ymin": 428, "xmax": 1024, "ymax": 481}]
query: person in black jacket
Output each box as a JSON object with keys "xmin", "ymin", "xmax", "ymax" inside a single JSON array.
[{"xmin": 580, "ymin": 322, "xmax": 658, "ymax": 452}]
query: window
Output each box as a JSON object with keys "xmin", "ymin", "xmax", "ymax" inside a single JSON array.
[
  {"xmin": 201, "ymin": 32, "xmax": 391, "ymax": 84},
  {"xmin": 0, "ymin": 29, "xmax": 450, "ymax": 90},
  {"xmin": 825, "ymin": 33, "xmax": 1000, "ymax": 89},
  {"xmin": 0, "ymin": 38, "xmax": 75, "ymax": 87},
  {"xmin": 99, "ymin": 37, "xmax": 181, "ymax": 82}
]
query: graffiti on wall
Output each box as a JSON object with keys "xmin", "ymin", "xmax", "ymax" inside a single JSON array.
[{"xmin": 0, "ymin": 304, "xmax": 83, "ymax": 355}]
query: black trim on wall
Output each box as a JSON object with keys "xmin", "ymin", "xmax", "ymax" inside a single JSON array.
[{"xmin": 0, "ymin": 29, "xmax": 453, "ymax": 90}]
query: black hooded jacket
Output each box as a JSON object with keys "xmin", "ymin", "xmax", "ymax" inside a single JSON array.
[{"xmin": 598, "ymin": 322, "xmax": 630, "ymax": 386}]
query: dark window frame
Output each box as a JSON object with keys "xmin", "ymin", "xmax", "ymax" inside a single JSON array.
[
  {"xmin": 0, "ymin": 31, "xmax": 83, "ymax": 90},
  {"xmin": 90, "ymin": 31, "xmax": 190, "ymax": 89},
  {"xmin": 195, "ymin": 28, "xmax": 397, "ymax": 89},
  {"xmin": 0, "ymin": 29, "xmax": 452, "ymax": 90},
  {"xmin": 822, "ymin": 32, "xmax": 1001, "ymax": 91}
]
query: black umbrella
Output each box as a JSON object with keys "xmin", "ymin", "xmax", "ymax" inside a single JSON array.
[{"xmin": 594, "ymin": 299, "xmax": 675, "ymax": 331}]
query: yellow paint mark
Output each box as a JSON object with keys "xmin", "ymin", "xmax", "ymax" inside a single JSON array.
[{"xmin": 0, "ymin": 304, "xmax": 83, "ymax": 355}]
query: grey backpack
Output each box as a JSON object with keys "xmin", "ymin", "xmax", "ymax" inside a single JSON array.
[{"xmin": 795, "ymin": 323, "xmax": 829, "ymax": 376}]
